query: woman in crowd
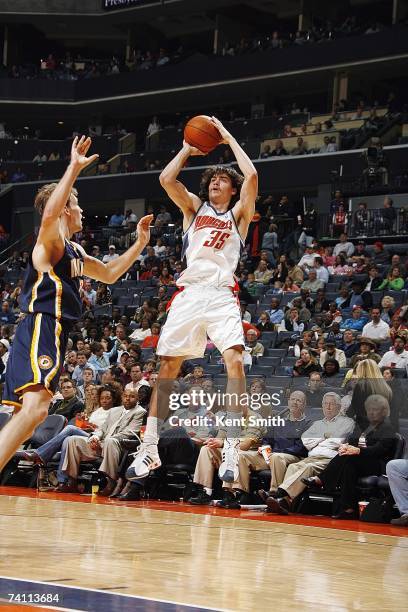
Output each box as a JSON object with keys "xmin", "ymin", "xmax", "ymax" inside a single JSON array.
[
  {"xmin": 293, "ymin": 348, "xmax": 321, "ymax": 377},
  {"xmin": 282, "ymin": 278, "xmax": 300, "ymax": 293},
  {"xmin": 347, "ymin": 359, "xmax": 392, "ymax": 429},
  {"xmin": 328, "ymin": 254, "xmax": 352, "ymax": 275},
  {"xmin": 83, "ymin": 383, "xmax": 100, "ymax": 418},
  {"xmin": 322, "ymin": 358, "xmax": 340, "ymax": 379},
  {"xmin": 159, "ymin": 267, "xmax": 174, "ymax": 286},
  {"xmin": 130, "ymin": 318, "xmax": 151, "ymax": 342},
  {"xmin": 379, "ymin": 267, "xmax": 405, "ymax": 291},
  {"xmin": 303, "ymin": 394, "xmax": 396, "ymax": 519},
  {"xmin": 380, "ymin": 295, "xmax": 396, "ymax": 324},
  {"xmin": 279, "ymin": 307, "xmax": 304, "ymax": 333},
  {"xmin": 141, "ymin": 322, "xmax": 161, "ymax": 349}
]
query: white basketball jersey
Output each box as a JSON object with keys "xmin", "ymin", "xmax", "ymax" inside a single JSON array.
[{"xmin": 178, "ymin": 202, "xmax": 243, "ymax": 288}]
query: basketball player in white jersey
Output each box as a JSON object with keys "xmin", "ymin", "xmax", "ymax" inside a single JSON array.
[{"xmin": 127, "ymin": 116, "xmax": 257, "ymax": 483}]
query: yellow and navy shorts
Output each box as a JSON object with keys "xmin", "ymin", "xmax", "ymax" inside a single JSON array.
[{"xmin": 3, "ymin": 313, "xmax": 71, "ymax": 410}]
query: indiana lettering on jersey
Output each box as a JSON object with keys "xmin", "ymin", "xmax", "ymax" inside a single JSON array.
[
  {"xmin": 71, "ymin": 258, "xmax": 84, "ymax": 278},
  {"xmin": 193, "ymin": 215, "xmax": 233, "ymax": 233}
]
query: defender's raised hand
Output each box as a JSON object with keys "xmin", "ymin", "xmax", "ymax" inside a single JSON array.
[{"xmin": 136, "ymin": 214, "xmax": 154, "ymax": 246}]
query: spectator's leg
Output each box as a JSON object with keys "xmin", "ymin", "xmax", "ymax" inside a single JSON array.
[
  {"xmin": 269, "ymin": 452, "xmax": 300, "ymax": 493},
  {"xmin": 224, "ymin": 450, "xmax": 267, "ymax": 493},
  {"xmin": 280, "ymin": 456, "xmax": 331, "ymax": 499},
  {"xmin": 193, "ymin": 446, "xmax": 221, "ymax": 489},
  {"xmin": 36, "ymin": 425, "xmax": 88, "ymax": 464},
  {"xmin": 386, "ymin": 459, "xmax": 408, "ymax": 516},
  {"xmin": 60, "ymin": 435, "xmax": 99, "ymax": 481},
  {"xmin": 100, "ymin": 438, "xmax": 122, "ymax": 481}
]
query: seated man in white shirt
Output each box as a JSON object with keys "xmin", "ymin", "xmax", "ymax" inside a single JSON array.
[
  {"xmin": 130, "ymin": 318, "xmax": 151, "ymax": 342},
  {"xmin": 333, "ymin": 233, "xmax": 355, "ymax": 258},
  {"xmin": 378, "ymin": 335, "xmax": 408, "ymax": 370},
  {"xmin": 265, "ymin": 392, "xmax": 354, "ymax": 514},
  {"xmin": 125, "ymin": 364, "xmax": 150, "ymax": 392},
  {"xmin": 298, "ymin": 246, "xmax": 319, "ymax": 270},
  {"xmin": 102, "ymin": 245, "xmax": 119, "ymax": 263},
  {"xmin": 313, "ymin": 257, "xmax": 329, "ymax": 285},
  {"xmin": 362, "ymin": 307, "xmax": 390, "ymax": 343},
  {"xmin": 319, "ymin": 341, "xmax": 347, "ymax": 368}
]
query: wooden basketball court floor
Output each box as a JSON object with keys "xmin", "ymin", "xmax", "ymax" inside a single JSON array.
[{"xmin": 0, "ymin": 487, "xmax": 407, "ymax": 611}]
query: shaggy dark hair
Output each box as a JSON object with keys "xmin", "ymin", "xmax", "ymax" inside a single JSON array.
[{"xmin": 199, "ymin": 165, "xmax": 244, "ymax": 205}]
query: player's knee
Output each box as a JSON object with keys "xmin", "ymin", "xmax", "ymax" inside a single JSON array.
[
  {"xmin": 159, "ymin": 358, "xmax": 182, "ymax": 377},
  {"xmin": 21, "ymin": 402, "xmax": 49, "ymax": 426}
]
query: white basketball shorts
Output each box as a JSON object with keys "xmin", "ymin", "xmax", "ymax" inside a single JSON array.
[{"xmin": 157, "ymin": 286, "xmax": 245, "ymax": 358}]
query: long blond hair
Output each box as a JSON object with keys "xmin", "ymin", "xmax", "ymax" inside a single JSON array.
[{"xmin": 354, "ymin": 359, "xmax": 392, "ymax": 402}]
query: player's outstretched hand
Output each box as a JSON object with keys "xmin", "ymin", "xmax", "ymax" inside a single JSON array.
[
  {"xmin": 136, "ymin": 214, "xmax": 154, "ymax": 246},
  {"xmin": 70, "ymin": 135, "xmax": 99, "ymax": 171},
  {"xmin": 183, "ymin": 140, "xmax": 206, "ymax": 156},
  {"xmin": 210, "ymin": 116, "xmax": 232, "ymax": 144}
]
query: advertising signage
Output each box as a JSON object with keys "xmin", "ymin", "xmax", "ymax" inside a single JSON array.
[{"xmin": 103, "ymin": 0, "xmax": 161, "ymax": 9}]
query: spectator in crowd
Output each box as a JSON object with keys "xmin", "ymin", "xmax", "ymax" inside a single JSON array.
[
  {"xmin": 260, "ymin": 144, "xmax": 272, "ymax": 158},
  {"xmin": 387, "ymin": 459, "xmax": 408, "ymax": 526},
  {"xmin": 141, "ymin": 322, "xmax": 161, "ymax": 349},
  {"xmin": 254, "ymin": 260, "xmax": 273, "ymax": 285},
  {"xmin": 125, "ymin": 364, "xmax": 150, "ymax": 392},
  {"xmin": 80, "ymin": 278, "xmax": 97, "ymax": 308},
  {"xmin": 257, "ymin": 391, "xmax": 311, "ymax": 497},
  {"xmin": 304, "ymin": 394, "xmax": 396, "ymax": 518},
  {"xmin": 10, "ymin": 167, "xmax": 27, "ymax": 183},
  {"xmin": 362, "ymin": 307, "xmax": 390, "ymax": 342},
  {"xmin": 378, "ymin": 335, "xmax": 408, "ymax": 369},
  {"xmin": 18, "ymin": 384, "xmax": 121, "ymax": 475},
  {"xmin": 48, "ymin": 379, "xmax": 84, "ymax": 421},
  {"xmin": 342, "ymin": 305, "xmax": 368, "ymax": 332},
  {"xmin": 304, "ymin": 372, "xmax": 327, "ymax": 408},
  {"xmin": 265, "ymin": 392, "xmax": 354, "ymax": 514},
  {"xmin": 155, "ymin": 205, "xmax": 172, "ymax": 226},
  {"xmin": 77, "ymin": 366, "xmax": 97, "ymax": 400},
  {"xmin": 146, "ymin": 116, "xmax": 161, "ymax": 150},
  {"xmin": 87, "ymin": 342, "xmax": 115, "ymax": 375},
  {"xmin": 373, "ymin": 241, "xmax": 390, "ymax": 265},
  {"xmin": 328, "ymin": 254, "xmax": 352, "ymax": 275},
  {"xmin": 380, "ymin": 295, "xmax": 396, "ymax": 325},
  {"xmin": 322, "ymin": 358, "xmax": 340, "ymax": 378},
  {"xmin": 271, "ymin": 140, "xmax": 287, "ymax": 156},
  {"xmin": 95, "ymin": 283, "xmax": 111, "ymax": 306},
  {"xmin": 0, "ymin": 301, "xmax": 15, "ymax": 324},
  {"xmin": 348, "ymin": 281, "xmax": 373, "ymax": 311},
  {"xmin": 347, "ymin": 359, "xmax": 392, "ymax": 429},
  {"xmin": 279, "ymin": 307, "xmax": 305, "ymax": 334},
  {"xmin": 363, "ymin": 265, "xmax": 383, "ymax": 292},
  {"xmin": 319, "ymin": 340, "xmax": 346, "ymax": 368},
  {"xmin": 189, "ymin": 402, "xmax": 265, "ymax": 507},
  {"xmin": 130, "ymin": 318, "xmax": 151, "ymax": 342},
  {"xmin": 108, "ymin": 211, "xmax": 124, "ymax": 227},
  {"xmin": 256, "ymin": 311, "xmax": 275, "ymax": 333},
  {"xmin": 286, "ymin": 259, "xmax": 304, "ymax": 284},
  {"xmin": 298, "ymin": 246, "xmax": 319, "ymax": 270},
  {"xmin": 301, "ymin": 270, "xmax": 324, "ymax": 292},
  {"xmin": 339, "ymin": 329, "xmax": 359, "ymax": 361},
  {"xmin": 57, "ymin": 389, "xmax": 145, "ymax": 494},
  {"xmin": 349, "ymin": 337, "xmax": 381, "ymax": 367},
  {"xmin": 379, "ymin": 267, "xmax": 405, "ymax": 291},
  {"xmin": 72, "ymin": 352, "xmax": 93, "ymax": 386},
  {"xmin": 245, "ymin": 329, "xmax": 264, "ymax": 358},
  {"xmin": 293, "ymin": 349, "xmax": 321, "ymax": 377},
  {"xmin": 313, "ymin": 257, "xmax": 329, "ymax": 285},
  {"xmin": 103, "ymin": 245, "xmax": 119, "ymax": 263},
  {"xmin": 292, "ymin": 137, "xmax": 308, "ymax": 155},
  {"xmin": 333, "ymin": 233, "xmax": 354, "ymax": 257},
  {"xmin": 266, "ymin": 298, "xmax": 285, "ymax": 325}
]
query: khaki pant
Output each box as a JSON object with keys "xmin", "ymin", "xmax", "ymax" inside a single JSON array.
[
  {"xmin": 61, "ymin": 435, "xmax": 123, "ymax": 481},
  {"xmin": 280, "ymin": 455, "xmax": 332, "ymax": 499},
  {"xmin": 194, "ymin": 447, "xmax": 295, "ymax": 493},
  {"xmin": 269, "ymin": 453, "xmax": 301, "ymax": 492}
]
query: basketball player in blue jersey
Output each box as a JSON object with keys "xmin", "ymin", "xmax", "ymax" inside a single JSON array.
[
  {"xmin": 0, "ymin": 136, "xmax": 153, "ymax": 471},
  {"xmin": 127, "ymin": 116, "xmax": 257, "ymax": 484}
]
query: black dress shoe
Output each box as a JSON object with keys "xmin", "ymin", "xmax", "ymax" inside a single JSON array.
[
  {"xmin": 218, "ymin": 490, "xmax": 241, "ymax": 509},
  {"xmin": 301, "ymin": 477, "xmax": 322, "ymax": 489},
  {"xmin": 331, "ymin": 510, "xmax": 358, "ymax": 520},
  {"xmin": 117, "ymin": 483, "xmax": 141, "ymax": 501},
  {"xmin": 189, "ymin": 489, "xmax": 212, "ymax": 506},
  {"xmin": 266, "ymin": 496, "xmax": 291, "ymax": 515}
]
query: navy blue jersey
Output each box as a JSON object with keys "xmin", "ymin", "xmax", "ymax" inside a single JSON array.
[{"xmin": 19, "ymin": 240, "xmax": 84, "ymax": 322}]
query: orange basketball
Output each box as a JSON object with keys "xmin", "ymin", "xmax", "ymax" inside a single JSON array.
[{"xmin": 184, "ymin": 115, "xmax": 222, "ymax": 153}]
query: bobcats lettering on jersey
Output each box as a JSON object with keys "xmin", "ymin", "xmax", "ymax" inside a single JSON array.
[
  {"xmin": 179, "ymin": 202, "xmax": 243, "ymax": 288},
  {"xmin": 193, "ymin": 215, "xmax": 233, "ymax": 233}
]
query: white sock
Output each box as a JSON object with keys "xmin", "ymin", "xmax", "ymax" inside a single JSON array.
[
  {"xmin": 204, "ymin": 487, "xmax": 213, "ymax": 496},
  {"xmin": 143, "ymin": 416, "xmax": 162, "ymax": 446}
]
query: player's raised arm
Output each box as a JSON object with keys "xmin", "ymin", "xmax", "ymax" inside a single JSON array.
[
  {"xmin": 159, "ymin": 143, "xmax": 203, "ymax": 215},
  {"xmin": 79, "ymin": 214, "xmax": 153, "ymax": 284},
  {"xmin": 38, "ymin": 136, "xmax": 99, "ymax": 244},
  {"xmin": 211, "ymin": 117, "xmax": 258, "ymax": 228}
]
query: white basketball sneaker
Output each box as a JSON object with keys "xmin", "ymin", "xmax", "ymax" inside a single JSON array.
[
  {"xmin": 218, "ymin": 439, "xmax": 240, "ymax": 483},
  {"xmin": 126, "ymin": 443, "xmax": 162, "ymax": 480}
]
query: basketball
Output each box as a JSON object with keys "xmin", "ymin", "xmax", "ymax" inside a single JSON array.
[{"xmin": 184, "ymin": 115, "xmax": 222, "ymax": 153}]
